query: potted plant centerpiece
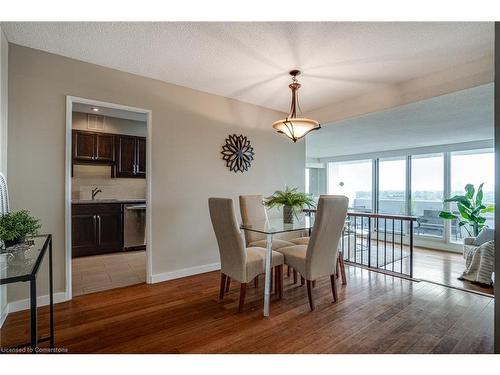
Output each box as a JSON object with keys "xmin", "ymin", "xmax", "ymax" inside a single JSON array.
[
  {"xmin": 264, "ymin": 187, "xmax": 315, "ymax": 224},
  {"xmin": 0, "ymin": 210, "xmax": 41, "ymax": 248},
  {"xmin": 439, "ymin": 183, "xmax": 494, "ymax": 237}
]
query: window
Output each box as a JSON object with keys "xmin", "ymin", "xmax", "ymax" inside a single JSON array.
[
  {"xmin": 328, "ymin": 160, "xmax": 372, "ymax": 212},
  {"xmin": 450, "ymin": 149, "xmax": 495, "ymax": 240},
  {"xmin": 378, "ymin": 157, "xmax": 406, "ymax": 215},
  {"xmin": 324, "ymin": 144, "xmax": 493, "ymax": 247},
  {"xmin": 305, "ymin": 167, "xmax": 326, "ymax": 197},
  {"xmin": 305, "ymin": 168, "xmax": 310, "ymax": 194},
  {"xmin": 411, "ymin": 154, "xmax": 444, "ymax": 238}
]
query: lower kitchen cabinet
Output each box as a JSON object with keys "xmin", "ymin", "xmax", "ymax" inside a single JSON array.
[{"xmin": 72, "ymin": 203, "xmax": 123, "ymax": 257}]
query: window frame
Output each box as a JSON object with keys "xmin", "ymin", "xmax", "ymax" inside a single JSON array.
[{"xmin": 321, "ymin": 140, "xmax": 494, "ymax": 251}]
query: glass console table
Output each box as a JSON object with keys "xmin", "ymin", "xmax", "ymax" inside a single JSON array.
[
  {"xmin": 0, "ymin": 234, "xmax": 54, "ymax": 352},
  {"xmin": 240, "ymin": 216, "xmax": 314, "ymax": 317}
]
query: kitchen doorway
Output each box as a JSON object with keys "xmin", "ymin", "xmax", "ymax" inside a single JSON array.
[{"xmin": 65, "ymin": 97, "xmax": 152, "ymax": 299}]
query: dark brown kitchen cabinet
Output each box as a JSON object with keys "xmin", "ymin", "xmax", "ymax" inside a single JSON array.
[
  {"xmin": 136, "ymin": 138, "xmax": 147, "ymax": 177},
  {"xmin": 72, "ymin": 130, "xmax": 115, "ymax": 164},
  {"xmin": 72, "ymin": 203, "xmax": 123, "ymax": 258},
  {"xmin": 116, "ymin": 135, "xmax": 146, "ymax": 178}
]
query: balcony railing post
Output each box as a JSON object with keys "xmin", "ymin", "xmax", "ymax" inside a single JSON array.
[
  {"xmin": 409, "ymin": 219, "xmax": 414, "ymax": 278},
  {"xmin": 392, "ymin": 219, "xmax": 395, "ymax": 272},
  {"xmin": 367, "ymin": 217, "xmax": 371, "ymax": 268},
  {"xmin": 347, "ymin": 217, "xmax": 351, "ymax": 262},
  {"xmin": 376, "ymin": 217, "xmax": 379, "ymax": 268},
  {"xmin": 384, "ymin": 218, "xmax": 387, "ymax": 270},
  {"xmin": 400, "ymin": 220, "xmax": 404, "ymax": 274}
]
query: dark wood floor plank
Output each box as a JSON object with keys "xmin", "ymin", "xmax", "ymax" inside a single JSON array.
[{"xmin": 0, "ymin": 265, "xmax": 493, "ymax": 353}]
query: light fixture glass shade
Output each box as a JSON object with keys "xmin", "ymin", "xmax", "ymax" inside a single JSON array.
[
  {"xmin": 272, "ymin": 118, "xmax": 320, "ymax": 143},
  {"xmin": 273, "ymin": 70, "xmax": 320, "ymax": 142}
]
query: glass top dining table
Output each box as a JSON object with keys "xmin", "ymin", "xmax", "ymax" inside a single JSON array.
[{"xmin": 240, "ymin": 214, "xmax": 314, "ymax": 317}]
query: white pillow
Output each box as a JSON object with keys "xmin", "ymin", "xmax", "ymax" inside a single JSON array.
[{"xmin": 473, "ymin": 228, "xmax": 495, "ymax": 246}]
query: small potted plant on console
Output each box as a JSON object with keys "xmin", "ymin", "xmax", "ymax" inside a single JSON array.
[{"xmin": 0, "ymin": 210, "xmax": 41, "ymax": 248}]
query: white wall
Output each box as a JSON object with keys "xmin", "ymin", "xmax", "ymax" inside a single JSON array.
[
  {"xmin": 6, "ymin": 44, "xmax": 305, "ymax": 305},
  {"xmin": 0, "ymin": 27, "xmax": 8, "ymax": 327}
]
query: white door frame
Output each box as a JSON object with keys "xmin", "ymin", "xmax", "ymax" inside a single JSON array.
[{"xmin": 65, "ymin": 96, "xmax": 153, "ymax": 300}]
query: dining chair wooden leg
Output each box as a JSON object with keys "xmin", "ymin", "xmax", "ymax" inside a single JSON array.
[
  {"xmin": 336, "ymin": 257, "xmax": 340, "ymax": 279},
  {"xmin": 330, "ymin": 275, "xmax": 338, "ymax": 302},
  {"xmin": 306, "ymin": 280, "xmax": 315, "ymax": 311},
  {"xmin": 219, "ymin": 273, "xmax": 227, "ymax": 300},
  {"xmin": 277, "ymin": 265, "xmax": 283, "ymax": 299},
  {"xmin": 287, "ymin": 265, "xmax": 291, "ymax": 277},
  {"xmin": 225, "ymin": 277, "xmax": 231, "ymax": 293},
  {"xmin": 238, "ymin": 283, "xmax": 247, "ymax": 313},
  {"xmin": 312, "ymin": 280, "xmax": 316, "ymax": 288},
  {"xmin": 339, "ymin": 253, "xmax": 347, "ymax": 285},
  {"xmin": 254, "ymin": 275, "xmax": 259, "ymax": 288},
  {"xmin": 301, "ymin": 276, "xmax": 305, "ymax": 286},
  {"xmin": 293, "ymin": 270, "xmax": 297, "ymax": 284}
]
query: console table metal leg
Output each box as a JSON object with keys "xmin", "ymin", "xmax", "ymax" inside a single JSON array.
[
  {"xmin": 30, "ymin": 277, "xmax": 37, "ymax": 352},
  {"xmin": 49, "ymin": 235, "xmax": 54, "ymax": 348}
]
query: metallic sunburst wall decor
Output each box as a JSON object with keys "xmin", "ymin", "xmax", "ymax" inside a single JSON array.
[{"xmin": 221, "ymin": 134, "xmax": 255, "ymax": 173}]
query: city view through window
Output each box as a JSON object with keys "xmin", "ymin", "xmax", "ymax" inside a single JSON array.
[{"xmin": 323, "ymin": 148, "xmax": 494, "ymax": 243}]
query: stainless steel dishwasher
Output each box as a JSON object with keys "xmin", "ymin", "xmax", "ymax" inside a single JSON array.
[{"xmin": 124, "ymin": 203, "xmax": 146, "ymax": 250}]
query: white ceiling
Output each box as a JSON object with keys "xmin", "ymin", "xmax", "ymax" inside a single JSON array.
[
  {"xmin": 306, "ymin": 84, "xmax": 494, "ymax": 159},
  {"xmin": 1, "ymin": 22, "xmax": 494, "ymax": 112},
  {"xmin": 72, "ymin": 102, "xmax": 147, "ymax": 122}
]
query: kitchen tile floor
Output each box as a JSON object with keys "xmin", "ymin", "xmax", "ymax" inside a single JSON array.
[{"xmin": 72, "ymin": 250, "xmax": 146, "ymax": 296}]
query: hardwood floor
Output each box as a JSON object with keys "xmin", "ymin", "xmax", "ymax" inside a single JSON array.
[
  {"xmin": 0, "ymin": 265, "xmax": 494, "ymax": 353},
  {"xmin": 350, "ymin": 238, "xmax": 494, "ymax": 295},
  {"xmin": 412, "ymin": 247, "xmax": 494, "ymax": 295}
]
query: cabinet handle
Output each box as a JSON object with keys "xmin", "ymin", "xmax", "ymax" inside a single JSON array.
[
  {"xmin": 97, "ymin": 215, "xmax": 101, "ymax": 245},
  {"xmin": 93, "ymin": 215, "xmax": 97, "ymax": 241}
]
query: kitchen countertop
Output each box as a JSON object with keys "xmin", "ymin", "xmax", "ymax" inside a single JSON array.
[{"xmin": 72, "ymin": 199, "xmax": 146, "ymax": 205}]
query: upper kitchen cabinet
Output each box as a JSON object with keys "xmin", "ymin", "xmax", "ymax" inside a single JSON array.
[
  {"xmin": 136, "ymin": 137, "xmax": 147, "ymax": 177},
  {"xmin": 116, "ymin": 135, "xmax": 146, "ymax": 178},
  {"xmin": 73, "ymin": 130, "xmax": 115, "ymax": 164}
]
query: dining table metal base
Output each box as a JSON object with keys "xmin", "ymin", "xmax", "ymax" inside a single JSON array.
[{"xmin": 263, "ymin": 233, "xmax": 273, "ymax": 317}]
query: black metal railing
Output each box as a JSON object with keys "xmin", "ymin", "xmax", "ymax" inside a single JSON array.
[
  {"xmin": 341, "ymin": 212, "xmax": 416, "ymax": 278},
  {"xmin": 304, "ymin": 209, "xmax": 416, "ymax": 278}
]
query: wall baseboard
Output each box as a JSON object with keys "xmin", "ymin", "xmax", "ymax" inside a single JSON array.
[
  {"xmin": 151, "ymin": 262, "xmax": 221, "ymax": 284},
  {"xmin": 0, "ymin": 292, "xmax": 68, "ymax": 328}
]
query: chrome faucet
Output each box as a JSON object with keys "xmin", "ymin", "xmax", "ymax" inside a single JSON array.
[{"xmin": 91, "ymin": 187, "xmax": 102, "ymax": 200}]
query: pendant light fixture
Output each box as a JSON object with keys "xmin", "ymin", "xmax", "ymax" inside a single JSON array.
[{"xmin": 272, "ymin": 70, "xmax": 321, "ymax": 142}]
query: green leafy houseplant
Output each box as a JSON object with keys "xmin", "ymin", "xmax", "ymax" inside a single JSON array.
[
  {"xmin": 264, "ymin": 187, "xmax": 316, "ymax": 224},
  {"xmin": 439, "ymin": 183, "xmax": 494, "ymax": 237},
  {"xmin": 0, "ymin": 210, "xmax": 41, "ymax": 248}
]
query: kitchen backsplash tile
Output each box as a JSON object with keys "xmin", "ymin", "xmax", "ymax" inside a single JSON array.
[{"xmin": 72, "ymin": 165, "xmax": 146, "ymax": 201}]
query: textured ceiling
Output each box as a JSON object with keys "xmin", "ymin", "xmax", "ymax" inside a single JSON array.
[
  {"xmin": 1, "ymin": 22, "xmax": 494, "ymax": 112},
  {"xmin": 306, "ymin": 84, "xmax": 494, "ymax": 159}
]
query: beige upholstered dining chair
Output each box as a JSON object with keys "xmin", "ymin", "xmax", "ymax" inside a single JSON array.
[
  {"xmin": 239, "ymin": 195, "xmax": 296, "ymax": 250},
  {"xmin": 289, "ymin": 231, "xmax": 348, "ymax": 286},
  {"xmin": 239, "ymin": 195, "xmax": 307, "ymax": 285},
  {"xmin": 277, "ymin": 195, "xmax": 348, "ymax": 311},
  {"xmin": 209, "ymin": 197, "xmax": 284, "ymax": 312}
]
